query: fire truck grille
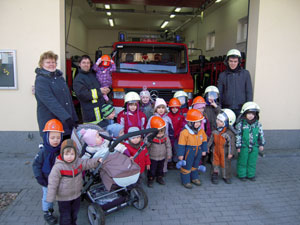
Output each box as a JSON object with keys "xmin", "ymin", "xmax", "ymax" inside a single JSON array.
[{"xmin": 124, "ymin": 88, "xmax": 176, "ymax": 102}]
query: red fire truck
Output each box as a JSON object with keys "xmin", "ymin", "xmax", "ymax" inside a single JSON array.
[{"xmin": 111, "ymin": 40, "xmax": 194, "ymax": 115}]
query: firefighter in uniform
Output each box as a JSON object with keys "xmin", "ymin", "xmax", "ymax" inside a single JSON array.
[{"xmin": 73, "ymin": 55, "xmax": 107, "ymax": 125}]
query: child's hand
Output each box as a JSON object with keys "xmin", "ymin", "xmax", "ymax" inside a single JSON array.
[
  {"xmin": 178, "ymin": 156, "xmax": 183, "ymax": 161},
  {"xmin": 167, "ymin": 156, "xmax": 171, "ymax": 160},
  {"xmin": 98, "ymin": 158, "xmax": 103, "ymax": 163},
  {"xmin": 228, "ymin": 154, "xmax": 233, "ymax": 159},
  {"xmin": 130, "ymin": 156, "xmax": 134, "ymax": 160},
  {"xmin": 202, "ymin": 152, "xmax": 206, "ymax": 156},
  {"xmin": 96, "ymin": 58, "xmax": 102, "ymax": 65},
  {"xmin": 237, "ymin": 148, "xmax": 240, "ymax": 153},
  {"xmin": 146, "ymin": 165, "xmax": 150, "ymax": 170},
  {"xmin": 207, "ymin": 149, "xmax": 210, "ymax": 153},
  {"xmin": 259, "ymin": 146, "xmax": 264, "ymax": 151}
]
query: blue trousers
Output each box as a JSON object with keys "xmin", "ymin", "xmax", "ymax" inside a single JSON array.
[
  {"xmin": 42, "ymin": 187, "xmax": 53, "ymax": 211},
  {"xmin": 180, "ymin": 148, "xmax": 202, "ymax": 184}
]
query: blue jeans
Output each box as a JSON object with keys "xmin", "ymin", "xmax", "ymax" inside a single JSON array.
[{"xmin": 42, "ymin": 186, "xmax": 53, "ymax": 211}]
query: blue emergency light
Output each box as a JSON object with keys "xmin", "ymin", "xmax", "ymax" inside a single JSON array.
[{"xmin": 119, "ymin": 32, "xmax": 126, "ymax": 42}]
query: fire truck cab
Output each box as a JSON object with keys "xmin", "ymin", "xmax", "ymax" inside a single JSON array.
[{"xmin": 111, "ymin": 40, "xmax": 194, "ymax": 115}]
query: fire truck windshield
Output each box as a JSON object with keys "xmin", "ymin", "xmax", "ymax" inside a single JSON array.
[{"xmin": 115, "ymin": 44, "xmax": 188, "ymax": 74}]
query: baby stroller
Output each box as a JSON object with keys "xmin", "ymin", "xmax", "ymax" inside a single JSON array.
[{"xmin": 71, "ymin": 124, "xmax": 158, "ymax": 225}]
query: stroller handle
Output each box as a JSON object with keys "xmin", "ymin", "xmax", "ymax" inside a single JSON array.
[{"xmin": 108, "ymin": 128, "xmax": 158, "ymax": 152}]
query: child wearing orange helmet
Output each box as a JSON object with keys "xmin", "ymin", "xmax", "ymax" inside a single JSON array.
[
  {"xmin": 167, "ymin": 98, "xmax": 186, "ymax": 168},
  {"xmin": 146, "ymin": 116, "xmax": 172, "ymax": 187},
  {"xmin": 93, "ymin": 54, "xmax": 116, "ymax": 102},
  {"xmin": 177, "ymin": 109, "xmax": 208, "ymax": 189},
  {"xmin": 32, "ymin": 119, "xmax": 64, "ymax": 225}
]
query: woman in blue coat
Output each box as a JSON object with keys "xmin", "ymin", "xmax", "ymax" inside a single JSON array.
[{"xmin": 34, "ymin": 51, "xmax": 78, "ymax": 139}]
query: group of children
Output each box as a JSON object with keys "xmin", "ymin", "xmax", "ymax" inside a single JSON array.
[{"xmin": 32, "ymin": 84, "xmax": 265, "ymax": 224}]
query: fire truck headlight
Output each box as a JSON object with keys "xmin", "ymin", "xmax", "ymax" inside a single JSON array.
[{"xmin": 113, "ymin": 91, "xmax": 125, "ymax": 99}]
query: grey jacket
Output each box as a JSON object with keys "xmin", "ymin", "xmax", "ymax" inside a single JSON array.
[
  {"xmin": 46, "ymin": 155, "xmax": 99, "ymax": 202},
  {"xmin": 217, "ymin": 68, "xmax": 253, "ymax": 110},
  {"xmin": 147, "ymin": 134, "xmax": 172, "ymax": 161}
]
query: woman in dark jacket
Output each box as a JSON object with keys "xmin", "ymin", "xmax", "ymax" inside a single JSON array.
[
  {"xmin": 34, "ymin": 51, "xmax": 78, "ymax": 138},
  {"xmin": 73, "ymin": 55, "xmax": 108, "ymax": 125}
]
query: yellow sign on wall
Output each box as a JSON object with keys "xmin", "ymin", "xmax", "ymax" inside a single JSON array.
[{"xmin": 0, "ymin": 50, "xmax": 17, "ymax": 89}]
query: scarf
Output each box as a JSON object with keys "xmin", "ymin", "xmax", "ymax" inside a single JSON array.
[{"xmin": 42, "ymin": 132, "xmax": 62, "ymax": 174}]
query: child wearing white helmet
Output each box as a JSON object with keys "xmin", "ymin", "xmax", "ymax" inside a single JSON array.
[
  {"xmin": 117, "ymin": 91, "xmax": 147, "ymax": 134},
  {"xmin": 173, "ymin": 90, "xmax": 189, "ymax": 117},
  {"xmin": 139, "ymin": 86, "xmax": 154, "ymax": 119},
  {"xmin": 208, "ymin": 109, "xmax": 237, "ymax": 184},
  {"xmin": 235, "ymin": 101, "xmax": 265, "ymax": 181},
  {"xmin": 203, "ymin": 85, "xmax": 221, "ymax": 132}
]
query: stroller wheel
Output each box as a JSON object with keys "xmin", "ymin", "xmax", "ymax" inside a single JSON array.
[
  {"xmin": 130, "ymin": 187, "xmax": 148, "ymax": 210},
  {"xmin": 87, "ymin": 203, "xmax": 105, "ymax": 225}
]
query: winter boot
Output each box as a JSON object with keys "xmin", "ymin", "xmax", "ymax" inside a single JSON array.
[
  {"xmin": 43, "ymin": 208, "xmax": 57, "ymax": 225},
  {"xmin": 223, "ymin": 178, "xmax": 232, "ymax": 184},
  {"xmin": 191, "ymin": 179, "xmax": 201, "ymax": 186},
  {"xmin": 147, "ymin": 178, "xmax": 154, "ymax": 188},
  {"xmin": 248, "ymin": 176, "xmax": 256, "ymax": 181},
  {"xmin": 156, "ymin": 176, "xmax": 165, "ymax": 185},
  {"xmin": 183, "ymin": 183, "xmax": 193, "ymax": 189},
  {"xmin": 211, "ymin": 172, "xmax": 219, "ymax": 184}
]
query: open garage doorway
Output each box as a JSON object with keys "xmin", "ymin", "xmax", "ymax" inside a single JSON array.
[{"xmin": 65, "ymin": 0, "xmax": 249, "ymax": 120}]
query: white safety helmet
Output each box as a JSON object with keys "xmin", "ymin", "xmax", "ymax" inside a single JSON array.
[
  {"xmin": 124, "ymin": 91, "xmax": 140, "ymax": 104},
  {"xmin": 204, "ymin": 85, "xmax": 219, "ymax": 95},
  {"xmin": 173, "ymin": 90, "xmax": 188, "ymax": 98},
  {"xmin": 240, "ymin": 101, "xmax": 260, "ymax": 114},
  {"xmin": 217, "ymin": 108, "xmax": 236, "ymax": 126},
  {"xmin": 226, "ymin": 49, "xmax": 241, "ymax": 58}
]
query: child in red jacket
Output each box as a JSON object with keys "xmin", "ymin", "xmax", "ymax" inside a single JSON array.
[
  {"xmin": 167, "ymin": 98, "xmax": 186, "ymax": 168},
  {"xmin": 117, "ymin": 91, "xmax": 147, "ymax": 134},
  {"xmin": 124, "ymin": 127, "xmax": 151, "ymax": 184}
]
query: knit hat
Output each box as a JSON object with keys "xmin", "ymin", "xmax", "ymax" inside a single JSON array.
[
  {"xmin": 101, "ymin": 104, "xmax": 115, "ymax": 118},
  {"xmin": 140, "ymin": 86, "xmax": 150, "ymax": 97},
  {"xmin": 80, "ymin": 129, "xmax": 99, "ymax": 147},
  {"xmin": 60, "ymin": 139, "xmax": 78, "ymax": 163},
  {"xmin": 154, "ymin": 97, "xmax": 167, "ymax": 110},
  {"xmin": 107, "ymin": 123, "xmax": 124, "ymax": 138},
  {"xmin": 193, "ymin": 103, "xmax": 206, "ymax": 110},
  {"xmin": 127, "ymin": 127, "xmax": 141, "ymax": 140}
]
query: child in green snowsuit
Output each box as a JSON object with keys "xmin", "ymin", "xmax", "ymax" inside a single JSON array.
[{"xmin": 236, "ymin": 102, "xmax": 265, "ymax": 181}]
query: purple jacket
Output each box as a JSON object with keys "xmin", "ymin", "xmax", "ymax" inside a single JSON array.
[{"xmin": 92, "ymin": 63, "xmax": 116, "ymax": 88}]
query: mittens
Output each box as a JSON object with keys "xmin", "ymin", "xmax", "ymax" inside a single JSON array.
[
  {"xmin": 176, "ymin": 160, "xmax": 186, "ymax": 169},
  {"xmin": 198, "ymin": 165, "xmax": 206, "ymax": 173}
]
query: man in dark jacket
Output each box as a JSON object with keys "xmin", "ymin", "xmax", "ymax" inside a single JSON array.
[
  {"xmin": 217, "ymin": 49, "xmax": 253, "ymax": 117},
  {"xmin": 73, "ymin": 55, "xmax": 108, "ymax": 125}
]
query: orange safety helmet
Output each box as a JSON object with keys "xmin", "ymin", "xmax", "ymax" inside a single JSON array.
[
  {"xmin": 101, "ymin": 55, "xmax": 111, "ymax": 67},
  {"xmin": 186, "ymin": 109, "xmax": 204, "ymax": 122},
  {"xmin": 192, "ymin": 96, "xmax": 206, "ymax": 105},
  {"xmin": 150, "ymin": 116, "xmax": 166, "ymax": 129},
  {"xmin": 43, "ymin": 119, "xmax": 64, "ymax": 133},
  {"xmin": 168, "ymin": 98, "xmax": 181, "ymax": 108}
]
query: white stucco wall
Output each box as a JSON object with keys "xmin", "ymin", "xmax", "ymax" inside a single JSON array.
[
  {"xmin": 247, "ymin": 0, "xmax": 300, "ymax": 130},
  {"xmin": 0, "ymin": 0, "xmax": 65, "ymax": 131}
]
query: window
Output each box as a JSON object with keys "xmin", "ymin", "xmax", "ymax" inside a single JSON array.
[
  {"xmin": 188, "ymin": 40, "xmax": 194, "ymax": 55},
  {"xmin": 237, "ymin": 17, "xmax": 248, "ymax": 43},
  {"xmin": 206, "ymin": 31, "xmax": 215, "ymax": 51}
]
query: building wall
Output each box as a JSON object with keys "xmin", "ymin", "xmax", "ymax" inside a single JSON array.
[
  {"xmin": 247, "ymin": 0, "xmax": 300, "ymax": 132},
  {"xmin": 65, "ymin": 4, "xmax": 89, "ymax": 57},
  {"xmin": 183, "ymin": 0, "xmax": 248, "ymax": 60},
  {"xmin": 0, "ymin": 0, "xmax": 65, "ymax": 132}
]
